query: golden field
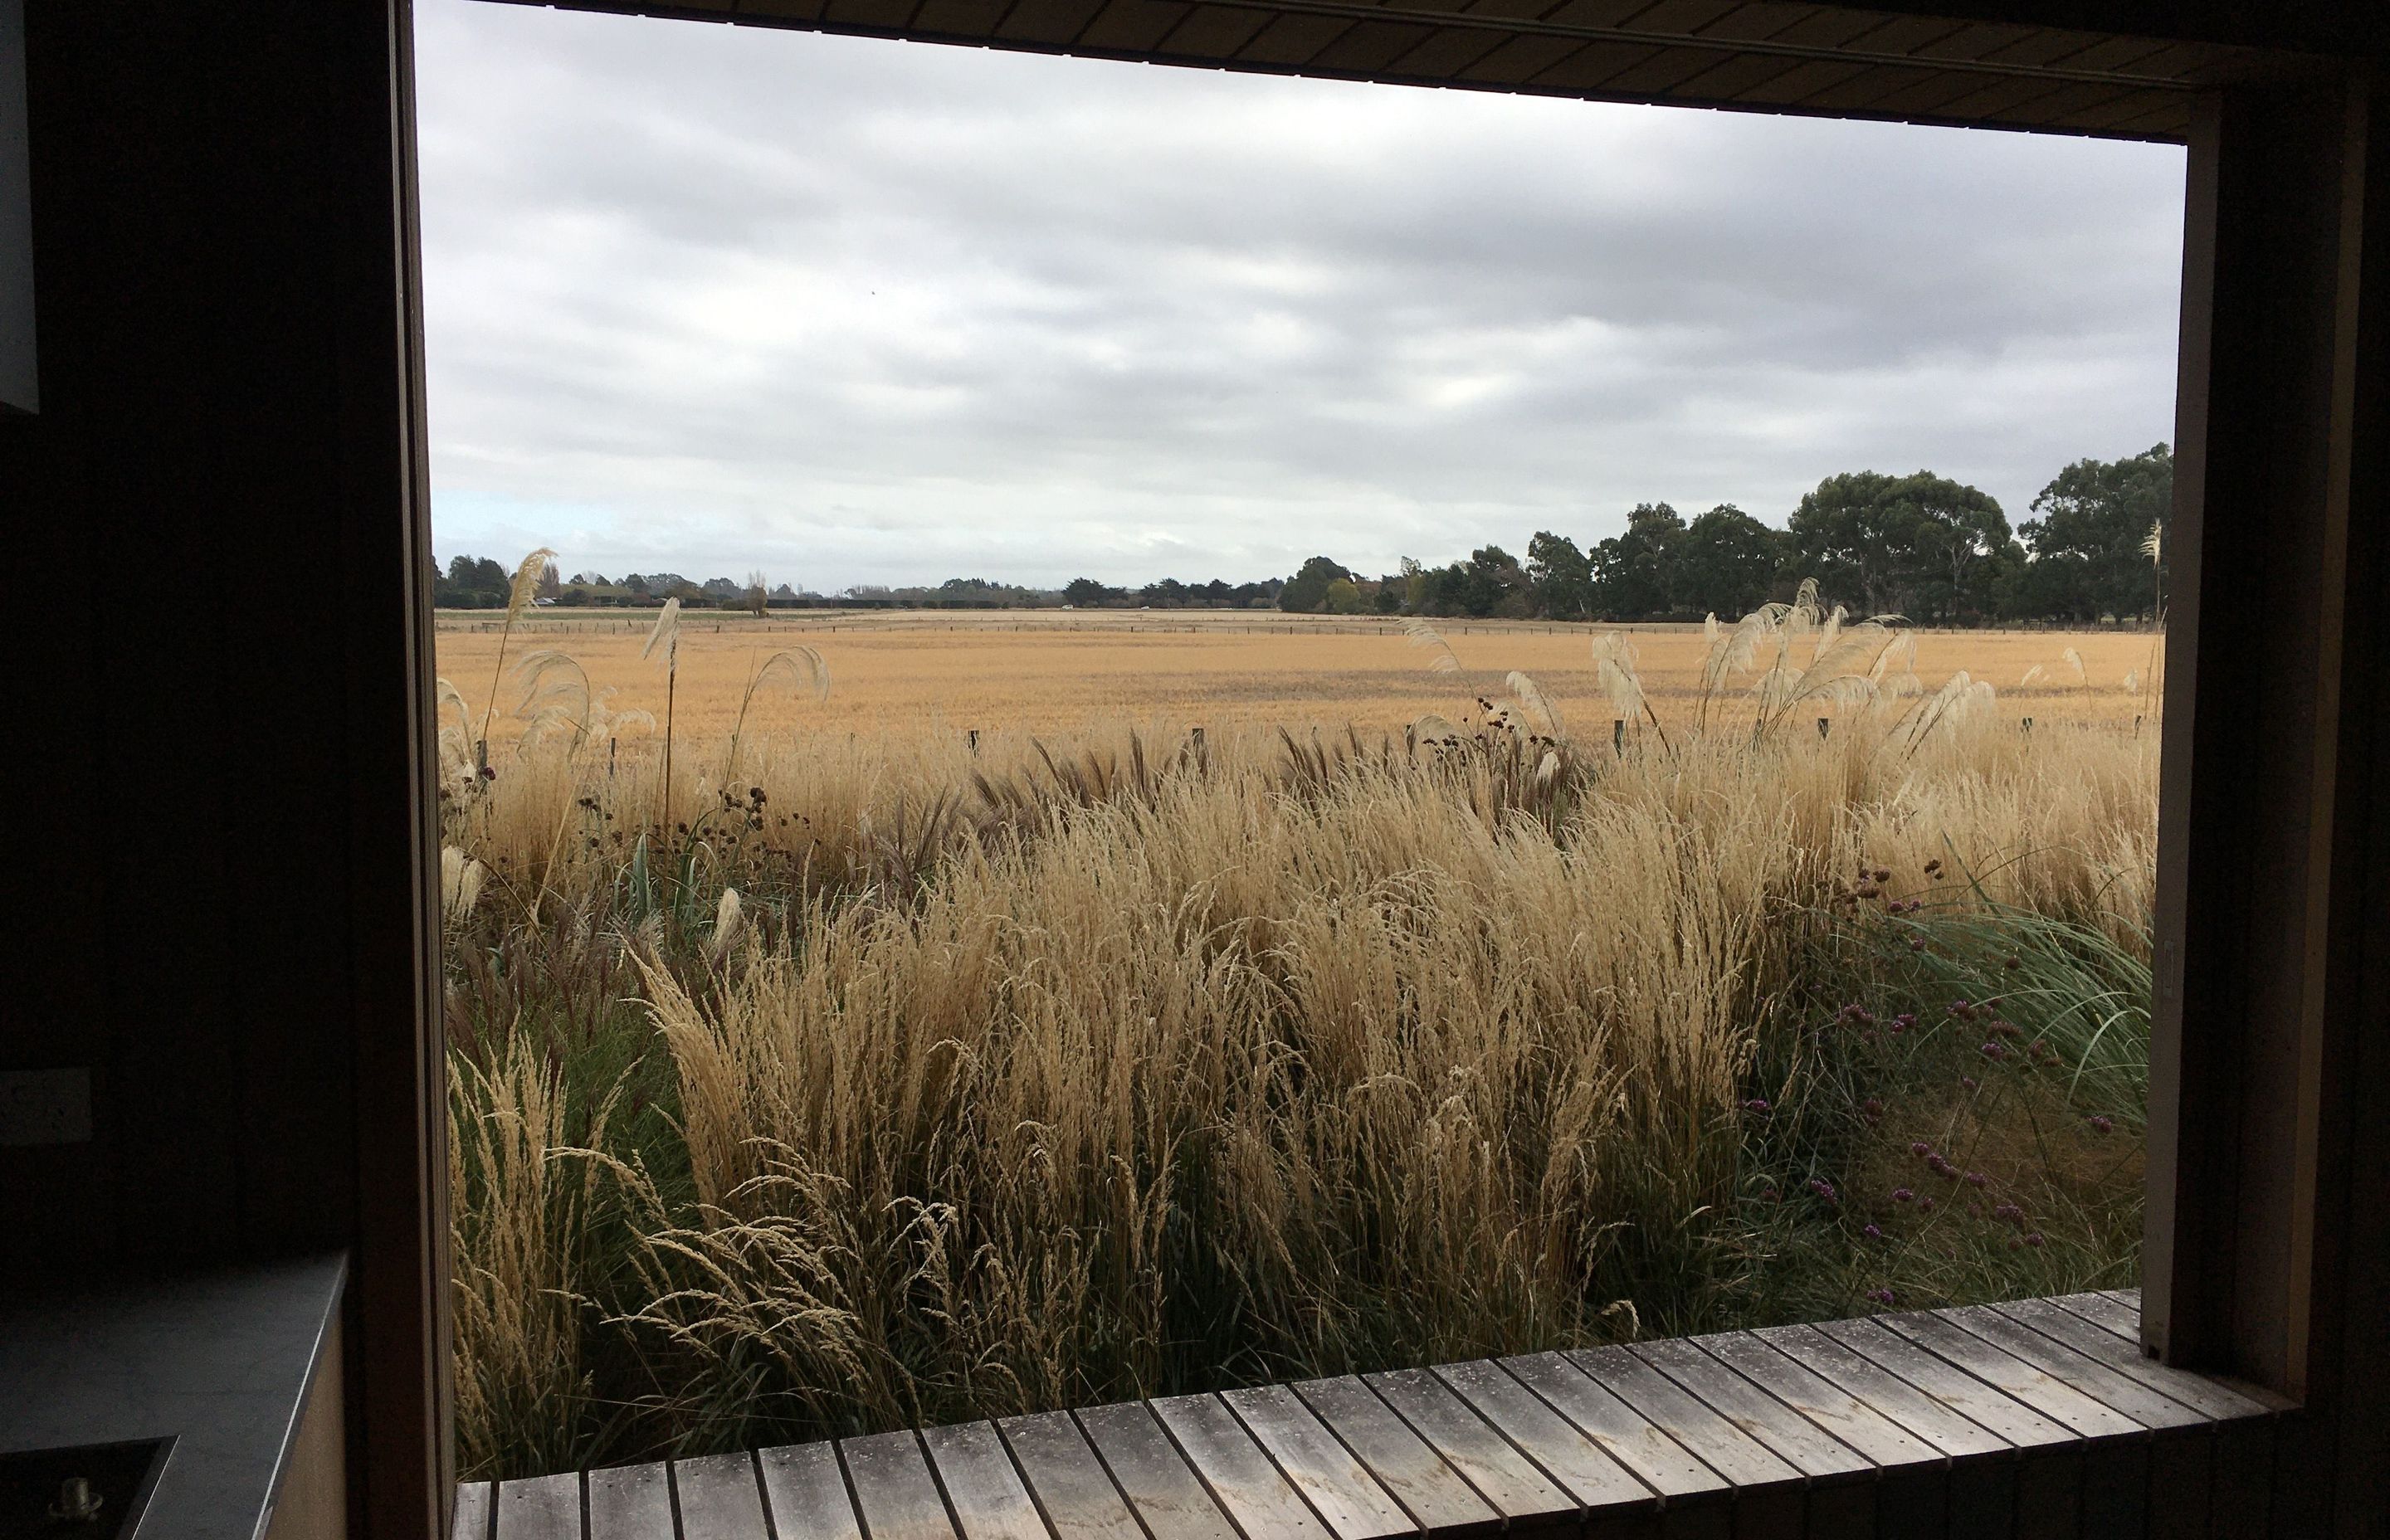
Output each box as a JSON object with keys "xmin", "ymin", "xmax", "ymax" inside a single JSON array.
[
  {"xmin": 433, "ymin": 608, "xmax": 2164, "ymax": 745},
  {"xmin": 442, "ymin": 687, "xmax": 2154, "ymax": 1474}
]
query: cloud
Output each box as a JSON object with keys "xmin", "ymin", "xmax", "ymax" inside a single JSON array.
[{"xmin": 416, "ymin": 0, "xmax": 2185, "ymax": 588}]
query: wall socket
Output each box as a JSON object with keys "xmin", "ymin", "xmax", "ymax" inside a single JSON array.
[{"xmin": 0, "ymin": 1068, "xmax": 94, "ymax": 1146}]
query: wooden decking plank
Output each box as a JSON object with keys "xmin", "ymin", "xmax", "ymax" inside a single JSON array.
[
  {"xmin": 495, "ymin": 1472, "xmax": 583, "ymax": 1540},
  {"xmin": 1492, "ymin": 1352, "xmax": 1720, "ymax": 1503},
  {"xmin": 2048, "ymin": 1289, "xmax": 2142, "ymax": 1343},
  {"xmin": 1630, "ymin": 1338, "xmax": 1871, "ymax": 1479},
  {"xmin": 1944, "ymin": 1304, "xmax": 2214, "ymax": 1538},
  {"xmin": 1693, "ymin": 1333, "xmax": 1947, "ymax": 1540},
  {"xmin": 1359, "ymin": 1367, "xmax": 1580, "ymax": 1535},
  {"xmin": 1290, "ymin": 1377, "xmax": 1499, "ymax": 1538},
  {"xmin": 1222, "ymin": 1384, "xmax": 1417, "ymax": 1540},
  {"xmin": 1694, "ymin": 1333, "xmax": 1937, "ymax": 1469},
  {"xmin": 997, "ymin": 1411, "xmax": 1144, "ymax": 1540},
  {"xmin": 1939, "ymin": 1304, "xmax": 2207, "ymax": 1430},
  {"xmin": 1563, "ymin": 1347, "xmax": 1802, "ymax": 1540},
  {"xmin": 585, "ymin": 1463, "xmax": 674, "ymax": 1540},
  {"xmin": 1810, "ymin": 1315, "xmax": 2076, "ymax": 1540},
  {"xmin": 1750, "ymin": 1324, "xmax": 2008, "ymax": 1460},
  {"xmin": 454, "ymin": 1480, "xmax": 495, "ymax": 1540},
  {"xmin": 1625, "ymin": 1338, "xmax": 1872, "ymax": 1540},
  {"xmin": 1149, "ymin": 1392, "xmax": 1334, "ymax": 1540},
  {"xmin": 1969, "ymin": 1300, "xmax": 2208, "ymax": 1540},
  {"xmin": 1753, "ymin": 1323, "xmax": 2015, "ymax": 1540},
  {"xmin": 1997, "ymin": 1296, "xmax": 2286, "ymax": 1532},
  {"xmin": 758, "ymin": 1442, "xmax": 866, "ymax": 1540},
  {"xmin": 1427, "ymin": 1358, "xmax": 1658, "ymax": 1515},
  {"xmin": 1813, "ymin": 1317, "xmax": 2075, "ymax": 1450},
  {"xmin": 923, "ymin": 1421, "xmax": 1049, "ymax": 1540},
  {"xmin": 1880, "ymin": 1311, "xmax": 2144, "ymax": 1440},
  {"xmin": 1992, "ymin": 1300, "xmax": 2266, "ymax": 1423},
  {"xmin": 842, "ymin": 1430, "xmax": 962, "ymax": 1540},
  {"xmin": 1073, "ymin": 1402, "xmax": 1239, "ymax": 1540},
  {"xmin": 1877, "ymin": 1310, "xmax": 2132, "ymax": 1537},
  {"xmin": 1564, "ymin": 1347, "xmax": 1800, "ymax": 1489},
  {"xmin": 675, "ymin": 1453, "xmax": 772, "ymax": 1540}
]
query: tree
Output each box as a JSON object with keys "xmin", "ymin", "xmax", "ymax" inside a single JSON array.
[
  {"xmin": 1591, "ymin": 503, "xmax": 1685, "ymax": 619},
  {"xmin": 1279, "ymin": 556, "xmax": 1352, "ymax": 612},
  {"xmin": 745, "ymin": 570, "xmax": 769, "ymax": 617},
  {"xmin": 537, "ymin": 559, "xmax": 562, "ymax": 601},
  {"xmin": 437, "ymin": 554, "xmax": 510, "ymax": 608},
  {"xmin": 1321, "ymin": 577, "xmax": 1367, "ymax": 614},
  {"xmin": 2017, "ymin": 444, "xmax": 2173, "ymax": 621},
  {"xmin": 1524, "ymin": 531, "xmax": 1593, "ymax": 618},
  {"xmin": 1676, "ymin": 504, "xmax": 1785, "ymax": 618},
  {"xmin": 1063, "ymin": 577, "xmax": 1118, "ymax": 607},
  {"xmin": 1787, "ymin": 471, "xmax": 2007, "ymax": 619}
]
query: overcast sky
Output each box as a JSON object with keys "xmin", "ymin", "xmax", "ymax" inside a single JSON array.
[{"xmin": 415, "ymin": 0, "xmax": 2187, "ymax": 592}]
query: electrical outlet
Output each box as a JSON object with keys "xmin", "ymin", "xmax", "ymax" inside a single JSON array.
[{"xmin": 0, "ymin": 1069, "xmax": 93, "ymax": 1146}]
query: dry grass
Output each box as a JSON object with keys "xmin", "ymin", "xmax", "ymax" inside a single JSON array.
[
  {"xmin": 441, "ymin": 668, "xmax": 2153, "ymax": 1471},
  {"xmin": 434, "ymin": 612, "xmax": 2163, "ymax": 747}
]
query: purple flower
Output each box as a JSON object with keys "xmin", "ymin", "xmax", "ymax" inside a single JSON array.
[
  {"xmin": 1892, "ymin": 1187, "xmax": 1914, "ymax": 1203},
  {"xmin": 1992, "ymin": 1202, "xmax": 2024, "ymax": 1223},
  {"xmin": 1863, "ymin": 1223, "xmax": 1884, "ymax": 1240},
  {"xmin": 1981, "ymin": 1041, "xmax": 2007, "ymax": 1060},
  {"xmin": 2088, "ymin": 1115, "xmax": 2114, "ymax": 1133},
  {"xmin": 1744, "ymin": 1098, "xmax": 1771, "ymax": 1114},
  {"xmin": 1964, "ymin": 1171, "xmax": 1988, "ymax": 1188},
  {"xmin": 1949, "ymin": 999, "xmax": 1973, "ymax": 1018},
  {"xmin": 1909, "ymin": 1141, "xmax": 1933, "ymax": 1158},
  {"xmin": 1863, "ymin": 1097, "xmax": 1885, "ymax": 1116},
  {"xmin": 1960, "ymin": 1075, "xmax": 1980, "ymax": 1092},
  {"xmin": 1810, "ymin": 1178, "xmax": 1838, "ymax": 1202},
  {"xmin": 1909, "ymin": 938, "xmax": 1928, "ymax": 952},
  {"xmin": 1917, "ymin": 1196, "xmax": 1937, "ymax": 1213},
  {"xmin": 1867, "ymin": 1288, "xmax": 1896, "ymax": 1306},
  {"xmin": 2024, "ymin": 1232, "xmax": 2046, "ymax": 1247}
]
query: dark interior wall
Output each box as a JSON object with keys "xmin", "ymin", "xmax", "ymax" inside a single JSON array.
[
  {"xmin": 0, "ymin": 0, "xmax": 438, "ymax": 1307},
  {"xmin": 2, "ymin": 2, "xmax": 445, "ymax": 1529},
  {"xmin": 0, "ymin": 0, "xmax": 31, "ymax": 414}
]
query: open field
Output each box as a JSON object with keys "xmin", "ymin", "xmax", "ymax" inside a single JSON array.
[
  {"xmin": 443, "ymin": 641, "xmax": 2155, "ymax": 1474},
  {"xmin": 434, "ymin": 608, "xmax": 2163, "ymax": 744}
]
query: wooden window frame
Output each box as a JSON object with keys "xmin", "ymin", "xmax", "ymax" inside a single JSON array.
[{"xmin": 350, "ymin": 10, "xmax": 2390, "ymax": 1535}]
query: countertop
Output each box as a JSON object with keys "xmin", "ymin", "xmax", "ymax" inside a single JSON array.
[{"xmin": 0, "ymin": 1252, "xmax": 346, "ymax": 1540}]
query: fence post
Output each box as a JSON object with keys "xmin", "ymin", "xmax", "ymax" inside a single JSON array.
[
  {"xmin": 1612, "ymin": 719, "xmax": 1626, "ymax": 753},
  {"xmin": 2022, "ymin": 716, "xmax": 2034, "ymax": 735},
  {"xmin": 1817, "ymin": 716, "xmax": 1831, "ymax": 738}
]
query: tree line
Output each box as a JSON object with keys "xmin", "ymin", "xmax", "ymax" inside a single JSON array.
[
  {"xmin": 1238, "ymin": 446, "xmax": 2171, "ymax": 625},
  {"xmin": 435, "ymin": 445, "xmax": 2171, "ymax": 626}
]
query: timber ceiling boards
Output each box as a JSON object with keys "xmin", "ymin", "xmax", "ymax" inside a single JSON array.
[{"xmin": 494, "ymin": 0, "xmax": 2311, "ymax": 141}]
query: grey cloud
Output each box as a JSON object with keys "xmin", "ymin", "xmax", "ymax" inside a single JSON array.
[{"xmin": 417, "ymin": 0, "xmax": 2184, "ymax": 587}]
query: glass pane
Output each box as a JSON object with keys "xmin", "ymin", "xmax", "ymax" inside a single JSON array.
[{"xmin": 416, "ymin": 0, "xmax": 2181, "ymax": 1478}]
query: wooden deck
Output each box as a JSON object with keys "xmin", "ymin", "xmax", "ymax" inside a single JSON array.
[{"xmin": 454, "ymin": 1291, "xmax": 2295, "ymax": 1540}]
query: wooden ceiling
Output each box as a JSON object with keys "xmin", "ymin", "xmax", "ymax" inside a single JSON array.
[{"xmin": 497, "ymin": 0, "xmax": 2319, "ymax": 142}]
